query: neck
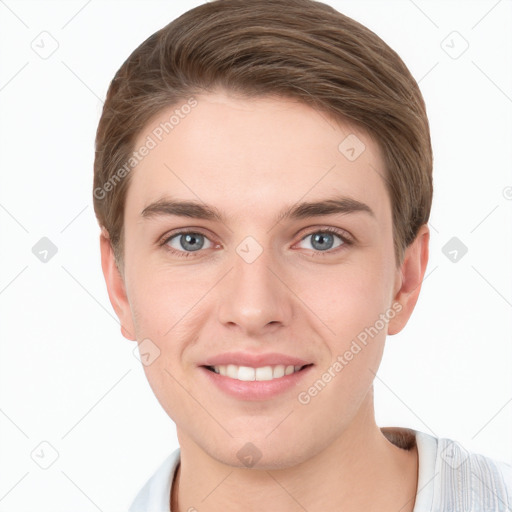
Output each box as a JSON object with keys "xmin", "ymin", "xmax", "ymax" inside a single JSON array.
[{"xmin": 171, "ymin": 393, "xmax": 418, "ymax": 512}]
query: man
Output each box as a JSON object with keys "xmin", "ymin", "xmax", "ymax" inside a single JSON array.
[{"xmin": 93, "ymin": 1, "xmax": 511, "ymax": 510}]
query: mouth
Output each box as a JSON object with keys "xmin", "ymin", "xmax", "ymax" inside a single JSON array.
[{"xmin": 203, "ymin": 364, "xmax": 313, "ymax": 382}]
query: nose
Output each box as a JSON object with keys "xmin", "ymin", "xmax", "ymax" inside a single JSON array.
[{"xmin": 217, "ymin": 242, "xmax": 293, "ymax": 336}]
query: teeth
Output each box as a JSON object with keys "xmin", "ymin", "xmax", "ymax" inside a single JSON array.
[
  {"xmin": 273, "ymin": 365, "xmax": 285, "ymax": 378},
  {"xmin": 238, "ymin": 366, "xmax": 255, "ymax": 381},
  {"xmin": 227, "ymin": 364, "xmax": 238, "ymax": 379},
  {"xmin": 255, "ymin": 366, "xmax": 273, "ymax": 381},
  {"xmin": 210, "ymin": 364, "xmax": 304, "ymax": 381}
]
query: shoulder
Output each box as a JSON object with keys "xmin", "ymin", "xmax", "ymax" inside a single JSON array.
[
  {"xmin": 128, "ymin": 448, "xmax": 181, "ymax": 512},
  {"xmin": 436, "ymin": 436, "xmax": 512, "ymax": 510},
  {"xmin": 415, "ymin": 431, "xmax": 512, "ymax": 512}
]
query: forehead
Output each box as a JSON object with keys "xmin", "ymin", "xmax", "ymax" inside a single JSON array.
[{"xmin": 126, "ymin": 91, "xmax": 390, "ymax": 224}]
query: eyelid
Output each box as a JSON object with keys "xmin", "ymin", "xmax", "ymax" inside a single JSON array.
[
  {"xmin": 158, "ymin": 228, "xmax": 220, "ymax": 259},
  {"xmin": 294, "ymin": 225, "xmax": 355, "ymax": 246},
  {"xmin": 158, "ymin": 227, "xmax": 217, "ymax": 247},
  {"xmin": 158, "ymin": 225, "xmax": 355, "ymax": 257},
  {"xmin": 290, "ymin": 227, "xmax": 353, "ymax": 258}
]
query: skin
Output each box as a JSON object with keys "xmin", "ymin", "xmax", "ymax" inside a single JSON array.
[{"xmin": 101, "ymin": 90, "xmax": 429, "ymax": 512}]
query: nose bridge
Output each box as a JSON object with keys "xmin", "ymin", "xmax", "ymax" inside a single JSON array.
[{"xmin": 217, "ymin": 235, "xmax": 291, "ymax": 332}]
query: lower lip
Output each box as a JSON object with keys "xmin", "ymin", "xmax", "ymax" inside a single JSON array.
[{"xmin": 199, "ymin": 365, "xmax": 314, "ymax": 401}]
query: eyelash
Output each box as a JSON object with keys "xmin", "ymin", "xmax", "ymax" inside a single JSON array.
[
  {"xmin": 158, "ymin": 227, "xmax": 354, "ymax": 258},
  {"xmin": 300, "ymin": 227, "xmax": 354, "ymax": 257}
]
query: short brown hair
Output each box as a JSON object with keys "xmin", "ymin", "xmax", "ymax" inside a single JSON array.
[{"xmin": 93, "ymin": 0, "xmax": 433, "ymax": 269}]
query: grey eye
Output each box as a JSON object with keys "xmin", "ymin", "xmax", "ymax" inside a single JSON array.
[
  {"xmin": 167, "ymin": 232, "xmax": 212, "ymax": 252},
  {"xmin": 298, "ymin": 232, "xmax": 344, "ymax": 251}
]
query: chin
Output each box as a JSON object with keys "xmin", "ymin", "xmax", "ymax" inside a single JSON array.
[{"xmin": 203, "ymin": 434, "xmax": 317, "ymax": 471}]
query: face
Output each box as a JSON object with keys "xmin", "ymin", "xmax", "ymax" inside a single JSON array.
[{"xmin": 102, "ymin": 90, "xmax": 428, "ymax": 469}]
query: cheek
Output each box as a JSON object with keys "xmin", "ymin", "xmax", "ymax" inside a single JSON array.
[
  {"xmin": 126, "ymin": 265, "xmax": 214, "ymax": 389},
  {"xmin": 296, "ymin": 258, "xmax": 394, "ymax": 343},
  {"xmin": 127, "ymin": 260, "xmax": 211, "ymax": 340},
  {"xmin": 127, "ymin": 267, "xmax": 210, "ymax": 422},
  {"xmin": 295, "ymin": 264, "xmax": 391, "ymax": 414}
]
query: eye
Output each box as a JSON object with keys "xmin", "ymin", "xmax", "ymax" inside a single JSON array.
[
  {"xmin": 164, "ymin": 231, "xmax": 213, "ymax": 254},
  {"xmin": 296, "ymin": 228, "xmax": 350, "ymax": 253}
]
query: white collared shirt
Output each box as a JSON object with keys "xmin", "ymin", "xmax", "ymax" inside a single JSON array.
[{"xmin": 128, "ymin": 430, "xmax": 512, "ymax": 511}]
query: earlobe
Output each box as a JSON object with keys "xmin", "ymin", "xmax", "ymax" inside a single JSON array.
[
  {"xmin": 99, "ymin": 228, "xmax": 136, "ymax": 341},
  {"xmin": 387, "ymin": 224, "xmax": 430, "ymax": 335}
]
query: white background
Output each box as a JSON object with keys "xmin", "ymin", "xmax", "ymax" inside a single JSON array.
[{"xmin": 0, "ymin": 0, "xmax": 511, "ymax": 510}]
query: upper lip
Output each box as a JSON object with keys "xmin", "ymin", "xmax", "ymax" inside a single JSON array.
[{"xmin": 201, "ymin": 352, "xmax": 312, "ymax": 368}]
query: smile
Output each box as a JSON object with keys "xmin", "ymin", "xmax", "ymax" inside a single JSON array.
[{"xmin": 206, "ymin": 364, "xmax": 310, "ymax": 381}]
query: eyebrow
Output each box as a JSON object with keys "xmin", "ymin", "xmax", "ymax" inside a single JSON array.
[{"xmin": 140, "ymin": 195, "xmax": 375, "ymax": 224}]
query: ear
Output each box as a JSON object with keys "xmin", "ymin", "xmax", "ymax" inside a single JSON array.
[
  {"xmin": 387, "ymin": 224, "xmax": 430, "ymax": 335},
  {"xmin": 99, "ymin": 228, "xmax": 136, "ymax": 341}
]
